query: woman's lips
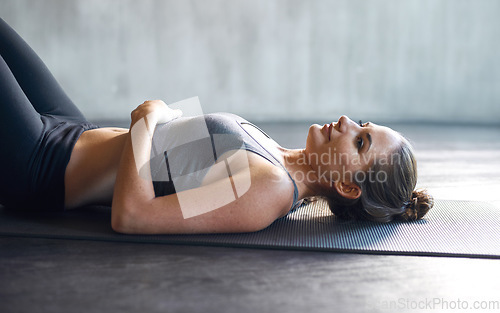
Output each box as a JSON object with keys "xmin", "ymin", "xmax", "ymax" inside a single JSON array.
[{"xmin": 322, "ymin": 123, "xmax": 332, "ymax": 141}]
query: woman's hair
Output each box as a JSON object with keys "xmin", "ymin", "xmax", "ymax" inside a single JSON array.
[{"xmin": 326, "ymin": 136, "xmax": 434, "ymax": 222}]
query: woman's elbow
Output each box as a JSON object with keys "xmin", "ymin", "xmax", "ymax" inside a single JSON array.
[{"xmin": 111, "ymin": 203, "xmax": 137, "ymax": 234}]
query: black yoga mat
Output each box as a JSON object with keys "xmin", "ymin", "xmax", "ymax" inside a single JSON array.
[{"xmin": 0, "ymin": 199, "xmax": 499, "ymax": 259}]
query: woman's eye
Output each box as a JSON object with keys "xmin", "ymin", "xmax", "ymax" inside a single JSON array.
[
  {"xmin": 358, "ymin": 120, "xmax": 369, "ymax": 127},
  {"xmin": 356, "ymin": 137, "xmax": 364, "ymax": 150}
]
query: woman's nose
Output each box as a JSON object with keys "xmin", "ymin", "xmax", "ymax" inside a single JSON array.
[{"xmin": 337, "ymin": 115, "xmax": 352, "ymax": 132}]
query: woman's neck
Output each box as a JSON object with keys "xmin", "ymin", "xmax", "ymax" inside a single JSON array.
[{"xmin": 277, "ymin": 147, "xmax": 324, "ymax": 200}]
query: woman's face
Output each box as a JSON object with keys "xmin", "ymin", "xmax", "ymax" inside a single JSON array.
[{"xmin": 305, "ymin": 115, "xmax": 402, "ymax": 187}]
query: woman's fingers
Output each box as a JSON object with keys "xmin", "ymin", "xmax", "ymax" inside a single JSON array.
[{"xmin": 131, "ymin": 100, "xmax": 183, "ymax": 125}]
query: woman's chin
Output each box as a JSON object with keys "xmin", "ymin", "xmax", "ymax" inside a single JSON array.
[{"xmin": 305, "ymin": 125, "xmax": 322, "ymax": 154}]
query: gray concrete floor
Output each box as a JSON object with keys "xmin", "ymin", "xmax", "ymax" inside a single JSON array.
[{"xmin": 1, "ymin": 120, "xmax": 500, "ymax": 313}]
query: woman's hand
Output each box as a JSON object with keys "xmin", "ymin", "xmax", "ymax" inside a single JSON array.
[{"xmin": 131, "ymin": 100, "xmax": 183, "ymax": 128}]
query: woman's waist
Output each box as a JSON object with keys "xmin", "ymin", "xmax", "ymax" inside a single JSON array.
[{"xmin": 64, "ymin": 127, "xmax": 129, "ymax": 208}]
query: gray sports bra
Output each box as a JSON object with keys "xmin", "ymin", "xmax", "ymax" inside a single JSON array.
[{"xmin": 148, "ymin": 112, "xmax": 301, "ymax": 213}]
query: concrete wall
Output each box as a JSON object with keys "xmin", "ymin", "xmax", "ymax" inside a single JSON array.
[{"xmin": 1, "ymin": 0, "xmax": 499, "ymax": 124}]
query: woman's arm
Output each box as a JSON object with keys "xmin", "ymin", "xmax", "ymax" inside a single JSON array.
[{"xmin": 111, "ymin": 100, "xmax": 294, "ymax": 234}]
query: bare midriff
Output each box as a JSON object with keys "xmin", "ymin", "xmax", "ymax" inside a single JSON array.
[{"xmin": 64, "ymin": 127, "xmax": 129, "ymax": 209}]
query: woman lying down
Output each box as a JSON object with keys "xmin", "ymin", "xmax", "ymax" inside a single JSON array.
[{"xmin": 0, "ymin": 18, "xmax": 433, "ymax": 234}]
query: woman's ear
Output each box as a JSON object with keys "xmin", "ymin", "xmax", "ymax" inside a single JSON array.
[{"xmin": 333, "ymin": 181, "xmax": 361, "ymax": 200}]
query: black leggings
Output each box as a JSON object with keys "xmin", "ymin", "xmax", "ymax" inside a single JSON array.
[{"xmin": 0, "ymin": 18, "xmax": 98, "ymax": 210}]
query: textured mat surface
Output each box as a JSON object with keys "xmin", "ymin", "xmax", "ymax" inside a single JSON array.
[{"xmin": 0, "ymin": 199, "xmax": 499, "ymax": 258}]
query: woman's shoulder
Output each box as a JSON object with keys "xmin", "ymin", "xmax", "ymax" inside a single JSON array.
[{"xmin": 244, "ymin": 154, "xmax": 296, "ymax": 214}]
